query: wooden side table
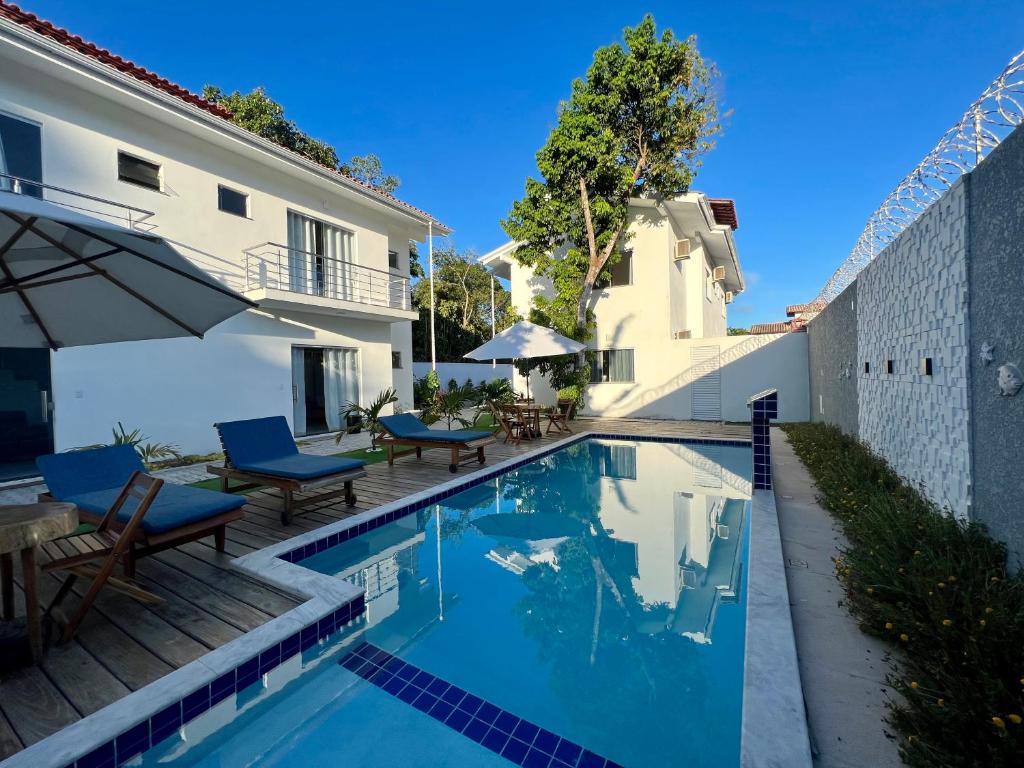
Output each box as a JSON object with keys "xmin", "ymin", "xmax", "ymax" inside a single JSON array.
[{"xmin": 0, "ymin": 503, "xmax": 78, "ymax": 663}]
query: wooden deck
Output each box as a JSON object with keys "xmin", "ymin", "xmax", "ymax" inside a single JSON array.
[{"xmin": 0, "ymin": 418, "xmax": 748, "ymax": 759}]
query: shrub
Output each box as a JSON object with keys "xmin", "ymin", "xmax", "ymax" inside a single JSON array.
[
  {"xmin": 781, "ymin": 423, "xmax": 1024, "ymax": 767},
  {"xmin": 413, "ymin": 370, "xmax": 440, "ymax": 407},
  {"xmin": 77, "ymin": 422, "xmax": 181, "ymax": 467}
]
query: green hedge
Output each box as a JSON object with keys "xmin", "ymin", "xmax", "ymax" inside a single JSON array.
[{"xmin": 781, "ymin": 423, "xmax": 1023, "ymax": 767}]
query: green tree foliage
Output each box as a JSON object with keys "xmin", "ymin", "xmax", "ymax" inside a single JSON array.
[
  {"xmin": 501, "ymin": 15, "xmax": 718, "ymax": 387},
  {"xmin": 339, "ymin": 153, "xmax": 400, "ymax": 194},
  {"xmin": 411, "ymin": 248, "xmax": 518, "ymax": 361},
  {"xmin": 202, "ymin": 86, "xmax": 399, "ymax": 193},
  {"xmin": 727, "ymin": 327, "xmax": 750, "ymax": 336}
]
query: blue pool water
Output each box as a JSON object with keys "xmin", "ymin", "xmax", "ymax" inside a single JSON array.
[{"xmin": 138, "ymin": 438, "xmax": 752, "ymax": 768}]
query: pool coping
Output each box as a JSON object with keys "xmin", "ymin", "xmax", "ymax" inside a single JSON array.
[{"xmin": 1, "ymin": 430, "xmax": 808, "ymax": 768}]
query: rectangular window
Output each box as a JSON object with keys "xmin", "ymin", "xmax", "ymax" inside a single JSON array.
[
  {"xmin": 286, "ymin": 211, "xmax": 355, "ymax": 298},
  {"xmin": 117, "ymin": 152, "xmax": 161, "ymax": 191},
  {"xmin": 0, "ymin": 112, "xmax": 43, "ymax": 197},
  {"xmin": 596, "ymin": 444, "xmax": 638, "ymax": 480},
  {"xmin": 886, "ymin": 359, "xmax": 894, "ymax": 374},
  {"xmin": 597, "ymin": 250, "xmax": 632, "ymax": 288},
  {"xmin": 218, "ymin": 185, "xmax": 248, "ymax": 217},
  {"xmin": 864, "ymin": 361, "xmax": 870, "ymax": 374},
  {"xmin": 920, "ymin": 357, "xmax": 933, "ymax": 376},
  {"xmin": 391, "ymin": 351, "xmax": 402, "ymax": 369},
  {"xmin": 388, "ymin": 250, "xmax": 399, "ymax": 270},
  {"xmin": 590, "ymin": 349, "xmax": 635, "ymax": 383}
]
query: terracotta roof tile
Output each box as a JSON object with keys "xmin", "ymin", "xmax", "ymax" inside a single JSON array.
[
  {"xmin": 707, "ymin": 198, "xmax": 738, "ymax": 230},
  {"xmin": 0, "ymin": 1, "xmax": 447, "ymax": 228},
  {"xmin": 785, "ymin": 300, "xmax": 826, "ymax": 317}
]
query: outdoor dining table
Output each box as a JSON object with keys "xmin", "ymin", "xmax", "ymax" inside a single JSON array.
[
  {"xmin": 512, "ymin": 404, "xmax": 544, "ymax": 439},
  {"xmin": 0, "ymin": 502, "xmax": 78, "ymax": 663}
]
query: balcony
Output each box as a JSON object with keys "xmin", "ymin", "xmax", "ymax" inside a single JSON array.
[
  {"xmin": 0, "ymin": 172, "xmax": 156, "ymax": 231},
  {"xmin": 242, "ymin": 242, "xmax": 417, "ymax": 322}
]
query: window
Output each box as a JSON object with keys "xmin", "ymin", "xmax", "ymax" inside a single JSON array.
[
  {"xmin": 117, "ymin": 152, "xmax": 161, "ymax": 191},
  {"xmin": 391, "ymin": 351, "xmax": 402, "ymax": 369},
  {"xmin": 864, "ymin": 361, "xmax": 870, "ymax": 374},
  {"xmin": 595, "ymin": 444, "xmax": 637, "ymax": 480},
  {"xmin": 920, "ymin": 357, "xmax": 933, "ymax": 376},
  {"xmin": 0, "ymin": 112, "xmax": 43, "ymax": 197},
  {"xmin": 590, "ymin": 349, "xmax": 635, "ymax": 383},
  {"xmin": 286, "ymin": 211, "xmax": 355, "ymax": 298},
  {"xmin": 388, "ymin": 250, "xmax": 399, "ymax": 270},
  {"xmin": 886, "ymin": 359, "xmax": 894, "ymax": 374},
  {"xmin": 596, "ymin": 249, "xmax": 632, "ymax": 288},
  {"xmin": 218, "ymin": 185, "xmax": 248, "ymax": 217}
]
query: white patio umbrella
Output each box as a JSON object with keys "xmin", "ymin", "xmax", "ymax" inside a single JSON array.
[
  {"xmin": 464, "ymin": 320, "xmax": 585, "ymax": 399},
  {"xmin": 0, "ymin": 191, "xmax": 254, "ymax": 349}
]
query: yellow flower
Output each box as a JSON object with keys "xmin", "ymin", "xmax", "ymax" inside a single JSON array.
[
  {"xmin": 937, "ymin": 582, "xmax": 946, "ymax": 589},
  {"xmin": 914, "ymin": 550, "xmax": 921, "ymax": 556},
  {"xmin": 885, "ymin": 622, "xmax": 894, "ymax": 631},
  {"xmin": 942, "ymin": 619, "xmax": 952, "ymax": 627},
  {"xmin": 985, "ymin": 607, "xmax": 994, "ymax": 614},
  {"xmin": 937, "ymin": 699, "xmax": 945, "ymax": 708},
  {"xmin": 992, "ymin": 716, "xmax": 1006, "ymax": 729},
  {"xmin": 900, "ymin": 633, "xmax": 910, "ymax": 642},
  {"xmin": 867, "ymin": 588, "xmax": 874, "ymax": 594},
  {"xmin": 980, "ymin": 619, "xmax": 987, "ymax": 627},
  {"xmin": 910, "ymin": 681, "xmax": 919, "ymax": 689},
  {"xmin": 948, "ymin": 575, "xmax": 956, "ymax": 582},
  {"xmin": 1009, "ymin": 714, "xmax": 1022, "ymax": 725},
  {"xmin": 991, "ymin": 576, "xmax": 999, "ymax": 583}
]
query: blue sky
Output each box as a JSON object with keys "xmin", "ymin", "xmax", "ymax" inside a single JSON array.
[{"xmin": 24, "ymin": 1, "xmax": 1024, "ymax": 324}]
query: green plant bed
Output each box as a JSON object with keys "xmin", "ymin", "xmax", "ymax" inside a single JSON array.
[{"xmin": 780, "ymin": 423, "xmax": 1024, "ymax": 767}]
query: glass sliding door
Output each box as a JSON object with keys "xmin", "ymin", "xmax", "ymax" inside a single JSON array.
[
  {"xmin": 285, "ymin": 212, "xmax": 355, "ymax": 299},
  {"xmin": 0, "ymin": 348, "xmax": 54, "ymax": 481},
  {"xmin": 291, "ymin": 346, "xmax": 359, "ymax": 436},
  {"xmin": 0, "ymin": 112, "xmax": 42, "ymax": 196}
]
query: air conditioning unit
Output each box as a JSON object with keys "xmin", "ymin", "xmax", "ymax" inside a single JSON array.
[
  {"xmin": 673, "ymin": 329, "xmax": 691, "ymax": 340},
  {"xmin": 712, "ymin": 265, "xmax": 726, "ymax": 282},
  {"xmin": 725, "ymin": 291, "xmax": 734, "ymax": 304},
  {"xmin": 716, "ymin": 524, "xmax": 730, "ymax": 540},
  {"xmin": 674, "ymin": 238, "xmax": 691, "ymax": 260}
]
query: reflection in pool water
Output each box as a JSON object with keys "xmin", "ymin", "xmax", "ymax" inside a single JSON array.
[{"xmin": 144, "ymin": 438, "xmax": 751, "ymax": 768}]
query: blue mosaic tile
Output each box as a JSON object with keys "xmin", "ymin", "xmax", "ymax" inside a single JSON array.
[
  {"xmin": 235, "ymin": 656, "xmax": 260, "ymax": 689},
  {"xmin": 114, "ymin": 721, "xmax": 149, "ymax": 763},
  {"xmin": 182, "ymin": 685, "xmax": 210, "ymax": 722},
  {"xmin": 481, "ymin": 726, "xmax": 510, "ymax": 753},
  {"xmin": 463, "ymin": 717, "xmax": 490, "ymax": 742},
  {"xmin": 445, "ymin": 707, "xmax": 472, "ymax": 732},
  {"xmin": 77, "ymin": 740, "xmax": 115, "ymax": 768},
  {"xmin": 501, "ymin": 736, "xmax": 531, "ymax": 763},
  {"xmin": 211, "ymin": 670, "xmax": 235, "ymax": 705},
  {"xmin": 150, "ymin": 701, "xmax": 182, "ymax": 744}
]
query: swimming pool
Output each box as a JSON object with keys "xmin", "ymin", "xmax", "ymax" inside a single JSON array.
[{"xmin": 130, "ymin": 437, "xmax": 753, "ymax": 768}]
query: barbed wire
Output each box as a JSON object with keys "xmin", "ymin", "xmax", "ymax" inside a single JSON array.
[{"xmin": 817, "ymin": 49, "xmax": 1024, "ymax": 302}]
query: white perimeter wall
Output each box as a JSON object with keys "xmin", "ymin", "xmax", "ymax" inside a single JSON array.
[
  {"xmin": 856, "ymin": 178, "xmax": 971, "ymax": 517},
  {"xmin": 412, "ymin": 362, "xmax": 514, "ymax": 387}
]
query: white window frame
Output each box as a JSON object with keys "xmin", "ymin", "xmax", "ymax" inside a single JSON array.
[{"xmin": 590, "ymin": 348, "xmax": 636, "ymax": 383}]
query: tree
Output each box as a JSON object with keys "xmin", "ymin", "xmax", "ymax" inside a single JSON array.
[
  {"xmin": 202, "ymin": 86, "xmax": 400, "ymax": 193},
  {"xmin": 727, "ymin": 327, "xmax": 750, "ymax": 336},
  {"xmin": 502, "ymin": 15, "xmax": 718, "ymax": 343},
  {"xmin": 339, "ymin": 153, "xmax": 400, "ymax": 194},
  {"xmin": 411, "ymin": 248, "xmax": 517, "ymax": 361}
]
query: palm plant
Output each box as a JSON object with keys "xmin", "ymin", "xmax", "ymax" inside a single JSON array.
[
  {"xmin": 77, "ymin": 422, "xmax": 182, "ymax": 467},
  {"xmin": 421, "ymin": 383, "xmax": 476, "ymax": 429},
  {"xmin": 336, "ymin": 387, "xmax": 399, "ymax": 451}
]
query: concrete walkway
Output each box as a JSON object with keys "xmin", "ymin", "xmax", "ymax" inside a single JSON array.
[{"xmin": 770, "ymin": 428, "xmax": 901, "ymax": 768}]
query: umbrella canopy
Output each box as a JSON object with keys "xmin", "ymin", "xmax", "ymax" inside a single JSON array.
[
  {"xmin": 0, "ymin": 191, "xmax": 255, "ymax": 349},
  {"xmin": 463, "ymin": 320, "xmax": 585, "ymax": 361},
  {"xmin": 472, "ymin": 512, "xmax": 585, "ymax": 542}
]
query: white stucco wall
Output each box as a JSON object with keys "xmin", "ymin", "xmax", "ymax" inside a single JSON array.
[
  {"xmin": 0, "ymin": 45, "xmax": 422, "ymax": 453},
  {"xmin": 856, "ymin": 178, "xmax": 971, "ymax": 517}
]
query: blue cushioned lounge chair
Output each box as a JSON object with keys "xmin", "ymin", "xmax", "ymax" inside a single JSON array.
[
  {"xmin": 209, "ymin": 416, "xmax": 367, "ymax": 524},
  {"xmin": 37, "ymin": 445, "xmax": 246, "ymax": 575},
  {"xmin": 377, "ymin": 413, "xmax": 497, "ymax": 473}
]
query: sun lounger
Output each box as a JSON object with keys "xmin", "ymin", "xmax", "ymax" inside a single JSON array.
[
  {"xmin": 42, "ymin": 471, "xmax": 164, "ymax": 643},
  {"xmin": 377, "ymin": 413, "xmax": 497, "ymax": 473},
  {"xmin": 37, "ymin": 445, "xmax": 245, "ymax": 575},
  {"xmin": 209, "ymin": 416, "xmax": 367, "ymax": 524}
]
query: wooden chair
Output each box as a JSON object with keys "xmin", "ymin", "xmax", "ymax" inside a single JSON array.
[
  {"xmin": 546, "ymin": 399, "xmax": 574, "ymax": 434},
  {"xmin": 492, "ymin": 401, "xmax": 526, "ymax": 445},
  {"xmin": 42, "ymin": 472, "xmax": 164, "ymax": 644}
]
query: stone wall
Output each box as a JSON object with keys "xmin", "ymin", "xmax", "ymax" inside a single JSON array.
[
  {"xmin": 855, "ymin": 178, "xmax": 972, "ymax": 518},
  {"xmin": 967, "ymin": 125, "xmax": 1024, "ymax": 566},
  {"xmin": 807, "ymin": 280, "xmax": 859, "ymax": 436}
]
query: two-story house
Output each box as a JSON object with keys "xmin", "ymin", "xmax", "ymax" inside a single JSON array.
[
  {"xmin": 0, "ymin": 3, "xmax": 448, "ymax": 481},
  {"xmin": 481, "ymin": 193, "xmax": 747, "ymax": 419}
]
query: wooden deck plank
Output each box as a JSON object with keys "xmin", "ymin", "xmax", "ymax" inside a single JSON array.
[
  {"xmin": 0, "ymin": 666, "xmax": 80, "ymax": 748},
  {"xmin": 0, "ymin": 709, "xmax": 24, "ymax": 761},
  {"xmin": 41, "ymin": 641, "xmax": 131, "ymax": 717}
]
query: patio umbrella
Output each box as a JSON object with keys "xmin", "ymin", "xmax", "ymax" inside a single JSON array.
[
  {"xmin": 0, "ymin": 191, "xmax": 254, "ymax": 349},
  {"xmin": 463, "ymin": 320, "xmax": 585, "ymax": 398}
]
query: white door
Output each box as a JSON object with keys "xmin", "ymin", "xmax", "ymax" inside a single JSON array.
[{"xmin": 691, "ymin": 345, "xmax": 722, "ymax": 421}]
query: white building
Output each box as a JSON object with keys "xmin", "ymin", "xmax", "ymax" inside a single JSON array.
[
  {"xmin": 0, "ymin": 6, "xmax": 448, "ymax": 481},
  {"xmin": 481, "ymin": 194, "xmax": 768, "ymax": 419}
]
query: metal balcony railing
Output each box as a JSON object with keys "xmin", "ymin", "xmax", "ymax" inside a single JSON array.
[
  {"xmin": 243, "ymin": 242, "xmax": 411, "ymax": 311},
  {"xmin": 0, "ymin": 172, "xmax": 156, "ymax": 231}
]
